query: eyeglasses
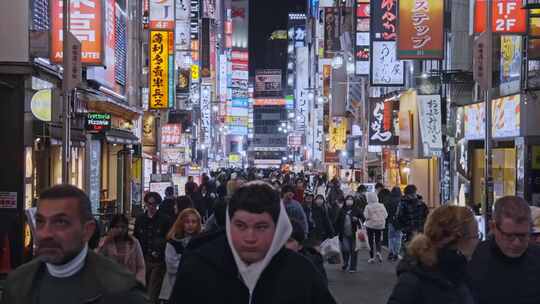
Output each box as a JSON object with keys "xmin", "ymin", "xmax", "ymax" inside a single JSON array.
[{"xmin": 496, "ymin": 224, "xmax": 530, "ymax": 242}]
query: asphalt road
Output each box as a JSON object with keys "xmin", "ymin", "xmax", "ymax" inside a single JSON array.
[{"xmin": 327, "ymin": 250, "xmax": 398, "ymax": 304}]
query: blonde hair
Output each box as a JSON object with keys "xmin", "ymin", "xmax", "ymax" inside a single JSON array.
[
  {"xmin": 408, "ymin": 205, "xmax": 475, "ymax": 267},
  {"xmin": 167, "ymin": 208, "xmax": 202, "ymax": 240}
]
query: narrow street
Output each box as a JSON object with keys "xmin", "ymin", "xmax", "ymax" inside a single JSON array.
[{"xmin": 327, "ymin": 251, "xmax": 397, "ymax": 304}]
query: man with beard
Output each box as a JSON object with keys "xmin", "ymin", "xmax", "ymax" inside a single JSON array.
[{"xmin": 1, "ymin": 185, "xmax": 147, "ymax": 304}]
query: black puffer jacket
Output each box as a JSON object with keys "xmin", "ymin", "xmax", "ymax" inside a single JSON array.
[
  {"xmin": 395, "ymin": 196, "xmax": 428, "ymax": 232},
  {"xmin": 388, "ymin": 255, "xmax": 475, "ymax": 304}
]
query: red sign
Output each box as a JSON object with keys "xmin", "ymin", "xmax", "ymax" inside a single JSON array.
[
  {"xmin": 475, "ymin": 0, "xmax": 527, "ymax": 33},
  {"xmin": 50, "ymin": 0, "xmax": 103, "ymax": 65},
  {"xmin": 161, "ymin": 124, "xmax": 182, "ymax": 145}
]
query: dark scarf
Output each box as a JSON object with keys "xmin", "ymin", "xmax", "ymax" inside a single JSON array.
[{"xmin": 437, "ymin": 248, "xmax": 468, "ymax": 285}]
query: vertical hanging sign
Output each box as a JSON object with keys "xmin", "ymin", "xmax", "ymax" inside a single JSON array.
[{"xmin": 149, "ymin": 31, "xmax": 174, "ymax": 109}]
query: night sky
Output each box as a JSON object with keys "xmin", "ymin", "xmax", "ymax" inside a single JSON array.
[{"xmin": 249, "ymin": 0, "xmax": 306, "ymax": 75}]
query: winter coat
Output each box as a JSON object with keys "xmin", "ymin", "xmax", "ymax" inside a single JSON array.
[
  {"xmin": 307, "ymin": 205, "xmax": 335, "ymax": 243},
  {"xmin": 395, "ymin": 196, "xmax": 429, "ymax": 233},
  {"xmin": 97, "ymin": 236, "xmax": 146, "ymax": 285},
  {"xmin": 388, "ymin": 256, "xmax": 475, "ymax": 304},
  {"xmin": 335, "ymin": 207, "xmax": 363, "ymax": 240},
  {"xmin": 168, "ymin": 234, "xmax": 336, "ymax": 304},
  {"xmin": 385, "ymin": 194, "xmax": 401, "ymax": 226},
  {"xmin": 1, "ymin": 251, "xmax": 148, "ymax": 304},
  {"xmin": 284, "ymin": 199, "xmax": 309, "ymax": 237},
  {"xmin": 467, "ymin": 239, "xmax": 540, "ymax": 304},
  {"xmin": 364, "ymin": 201, "xmax": 388, "ymax": 230},
  {"xmin": 159, "ymin": 237, "xmax": 191, "ymax": 300},
  {"xmin": 300, "ymin": 246, "xmax": 328, "ymax": 286},
  {"xmin": 133, "ymin": 213, "xmax": 170, "ymax": 263}
]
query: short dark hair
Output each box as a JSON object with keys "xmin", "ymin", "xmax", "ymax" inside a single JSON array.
[
  {"xmin": 39, "ymin": 184, "xmax": 93, "ymax": 222},
  {"xmin": 144, "ymin": 192, "xmax": 162, "ymax": 205},
  {"xmin": 281, "ymin": 185, "xmax": 296, "ymax": 197},
  {"xmin": 229, "ymin": 181, "xmax": 281, "ymax": 223},
  {"xmin": 357, "ymin": 185, "xmax": 367, "ymax": 193},
  {"xmin": 404, "ymin": 185, "xmax": 417, "ymax": 196},
  {"xmin": 494, "ymin": 196, "xmax": 531, "ymax": 225},
  {"xmin": 375, "ymin": 183, "xmax": 385, "ymax": 189},
  {"xmin": 165, "ymin": 186, "xmax": 175, "ymax": 197},
  {"xmin": 175, "ymin": 196, "xmax": 194, "ymax": 214},
  {"xmin": 110, "ymin": 214, "xmax": 129, "ymax": 228}
]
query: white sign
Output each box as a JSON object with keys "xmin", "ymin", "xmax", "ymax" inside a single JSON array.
[
  {"xmin": 371, "ymin": 41, "xmax": 404, "ymax": 86},
  {"xmin": 150, "ymin": 0, "xmax": 174, "ymax": 29},
  {"xmin": 175, "ymin": 21, "xmax": 191, "ymax": 50},
  {"xmin": 176, "ymin": 0, "xmax": 190, "ymax": 20},
  {"xmin": 417, "ymin": 95, "xmax": 443, "ymax": 150},
  {"xmin": 0, "ymin": 192, "xmax": 17, "ymax": 209},
  {"xmin": 232, "ymin": 70, "xmax": 249, "ymax": 80},
  {"xmin": 219, "ymin": 55, "xmax": 228, "ymax": 100},
  {"xmin": 356, "ymin": 32, "xmax": 370, "ymax": 46},
  {"xmin": 201, "ymin": 84, "xmax": 212, "ymax": 146},
  {"xmin": 296, "ymin": 89, "xmax": 309, "ymax": 132}
]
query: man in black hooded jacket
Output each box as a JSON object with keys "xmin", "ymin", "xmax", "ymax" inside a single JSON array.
[{"xmin": 169, "ymin": 181, "xmax": 335, "ymax": 304}]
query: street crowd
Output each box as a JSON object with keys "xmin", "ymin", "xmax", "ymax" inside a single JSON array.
[{"xmin": 2, "ymin": 168, "xmax": 540, "ymax": 304}]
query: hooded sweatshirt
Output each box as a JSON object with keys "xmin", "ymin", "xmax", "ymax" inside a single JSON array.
[
  {"xmin": 363, "ymin": 192, "xmax": 388, "ymax": 230},
  {"xmin": 225, "ymin": 202, "xmax": 293, "ymax": 302}
]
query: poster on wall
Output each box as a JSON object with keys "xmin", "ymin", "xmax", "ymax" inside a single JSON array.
[
  {"xmin": 492, "ymin": 94, "xmax": 520, "ymax": 138},
  {"xmin": 371, "ymin": 41, "xmax": 405, "ymax": 86},
  {"xmin": 463, "ymin": 103, "xmax": 485, "ymax": 140},
  {"xmin": 397, "ymin": 0, "xmax": 444, "ymax": 59},
  {"xmin": 368, "ymin": 98, "xmax": 399, "ymax": 146},
  {"xmin": 500, "ymin": 35, "xmax": 522, "ymax": 96},
  {"xmin": 417, "ymin": 95, "xmax": 443, "ymax": 150}
]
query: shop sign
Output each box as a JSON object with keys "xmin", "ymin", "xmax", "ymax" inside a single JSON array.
[
  {"xmin": 88, "ymin": 140, "xmax": 101, "ymax": 213},
  {"xmin": 474, "ymin": 0, "xmax": 527, "ymax": 34},
  {"xmin": 31, "ymin": 89, "xmax": 52, "ymax": 122},
  {"xmin": 86, "ymin": 113, "xmax": 111, "ymax": 132},
  {"xmin": 463, "ymin": 102, "xmax": 485, "ymax": 140},
  {"xmin": 176, "ymin": 0, "xmax": 190, "ymax": 20},
  {"xmin": 203, "ymin": 0, "xmax": 216, "ymax": 19},
  {"xmin": 324, "ymin": 8, "xmax": 340, "ymax": 57},
  {"xmin": 149, "ymin": 0, "xmax": 174, "ymax": 30},
  {"xmin": 229, "ymin": 154, "xmax": 241, "ymax": 162},
  {"xmin": 190, "ymin": 0, "xmax": 200, "ymax": 40},
  {"xmin": 50, "ymin": 0, "xmax": 103, "ymax": 65},
  {"xmin": 473, "ymin": 32, "xmax": 492, "ymax": 91},
  {"xmin": 288, "ymin": 134, "xmax": 303, "ymax": 147},
  {"xmin": 161, "ymin": 124, "xmax": 182, "ymax": 145},
  {"xmin": 355, "ymin": 0, "xmax": 370, "ymax": 75},
  {"xmin": 201, "ymin": 84, "xmax": 212, "ymax": 146},
  {"xmin": 370, "ymin": 0, "xmax": 397, "ymax": 41},
  {"xmin": 143, "ymin": 112, "xmax": 157, "ymax": 146},
  {"xmin": 149, "ymin": 31, "xmax": 174, "ymax": 109},
  {"xmin": 200, "ymin": 18, "xmax": 211, "ymax": 78},
  {"xmin": 175, "ymin": 21, "xmax": 191, "ymax": 50},
  {"xmin": 417, "ymin": 95, "xmax": 443, "ymax": 150},
  {"xmin": 368, "ymin": 98, "xmax": 399, "ymax": 146},
  {"xmin": 0, "ymin": 192, "xmax": 17, "ymax": 209},
  {"xmin": 329, "ymin": 117, "xmax": 348, "ymax": 152},
  {"xmin": 255, "ymin": 70, "xmax": 282, "ymax": 98},
  {"xmin": 177, "ymin": 69, "xmax": 191, "ymax": 93},
  {"xmin": 500, "ymin": 35, "xmax": 522, "ymax": 96},
  {"xmin": 371, "ymin": 41, "xmax": 405, "ymax": 86},
  {"xmin": 397, "ymin": 0, "xmax": 444, "ymax": 59}
]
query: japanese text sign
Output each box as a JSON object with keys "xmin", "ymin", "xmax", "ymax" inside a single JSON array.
[
  {"xmin": 475, "ymin": 0, "xmax": 527, "ymax": 34},
  {"xmin": 149, "ymin": 31, "xmax": 174, "ymax": 109},
  {"xmin": 50, "ymin": 0, "xmax": 103, "ymax": 65},
  {"xmin": 369, "ymin": 98, "xmax": 399, "ymax": 145},
  {"xmin": 161, "ymin": 124, "xmax": 182, "ymax": 145},
  {"xmin": 371, "ymin": 41, "xmax": 405, "ymax": 86},
  {"xmin": 417, "ymin": 95, "xmax": 443, "ymax": 150},
  {"xmin": 371, "ymin": 0, "xmax": 398, "ymax": 41},
  {"xmin": 329, "ymin": 117, "xmax": 348, "ymax": 152},
  {"xmin": 356, "ymin": 0, "xmax": 371, "ymax": 75},
  {"xmin": 150, "ymin": 0, "xmax": 175, "ymax": 30},
  {"xmin": 397, "ymin": 0, "xmax": 444, "ymax": 59}
]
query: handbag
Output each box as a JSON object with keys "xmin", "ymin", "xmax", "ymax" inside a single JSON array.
[{"xmin": 355, "ymin": 224, "xmax": 370, "ymax": 251}]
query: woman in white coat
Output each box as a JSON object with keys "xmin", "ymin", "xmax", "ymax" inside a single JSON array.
[
  {"xmin": 159, "ymin": 208, "xmax": 202, "ymax": 303},
  {"xmin": 364, "ymin": 192, "xmax": 388, "ymax": 263}
]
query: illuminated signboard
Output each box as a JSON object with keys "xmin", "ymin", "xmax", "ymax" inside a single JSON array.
[
  {"xmin": 149, "ymin": 31, "xmax": 174, "ymax": 109},
  {"xmin": 474, "ymin": 0, "xmax": 527, "ymax": 34},
  {"xmin": 86, "ymin": 113, "xmax": 111, "ymax": 132}
]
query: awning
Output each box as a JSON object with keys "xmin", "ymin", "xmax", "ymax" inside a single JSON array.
[{"xmin": 104, "ymin": 129, "xmax": 140, "ymax": 145}]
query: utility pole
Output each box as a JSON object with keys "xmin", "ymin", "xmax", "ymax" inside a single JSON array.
[
  {"xmin": 61, "ymin": 0, "xmax": 71, "ymax": 184},
  {"xmin": 483, "ymin": 0, "xmax": 494, "ymax": 234}
]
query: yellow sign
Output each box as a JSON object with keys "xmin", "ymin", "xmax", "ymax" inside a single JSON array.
[
  {"xmin": 328, "ymin": 117, "xmax": 347, "ymax": 152},
  {"xmin": 229, "ymin": 154, "xmax": 241, "ymax": 162},
  {"xmin": 149, "ymin": 31, "xmax": 170, "ymax": 109},
  {"xmin": 30, "ymin": 89, "xmax": 52, "ymax": 122},
  {"xmin": 191, "ymin": 64, "xmax": 200, "ymax": 81}
]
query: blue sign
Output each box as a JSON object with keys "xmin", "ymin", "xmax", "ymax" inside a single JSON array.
[
  {"xmin": 231, "ymin": 98, "xmax": 248, "ymax": 108},
  {"xmin": 229, "ymin": 126, "xmax": 248, "ymax": 135}
]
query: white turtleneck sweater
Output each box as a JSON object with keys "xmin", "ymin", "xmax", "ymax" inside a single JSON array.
[{"xmin": 45, "ymin": 244, "xmax": 89, "ymax": 278}]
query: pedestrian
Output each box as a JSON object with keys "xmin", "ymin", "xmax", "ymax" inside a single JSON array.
[
  {"xmin": 305, "ymin": 195, "xmax": 335, "ymax": 247},
  {"xmin": 97, "ymin": 214, "xmax": 146, "ymax": 285},
  {"xmin": 286, "ymin": 220, "xmax": 328, "ymax": 286},
  {"xmin": 134, "ymin": 192, "xmax": 171, "ymax": 303},
  {"xmin": 227, "ymin": 172, "xmax": 240, "ymax": 197},
  {"xmin": 174, "ymin": 195, "xmax": 194, "ymax": 217},
  {"xmin": 159, "ymin": 208, "xmax": 202, "ymax": 303},
  {"xmin": 294, "ymin": 178, "xmax": 305, "ymax": 203},
  {"xmin": 468, "ymin": 196, "xmax": 540, "ymax": 304},
  {"xmin": 194, "ymin": 184, "xmax": 215, "ymax": 222},
  {"xmin": 364, "ymin": 192, "xmax": 388, "ymax": 264},
  {"xmin": 168, "ymin": 181, "xmax": 336, "ymax": 304},
  {"xmin": 387, "ymin": 205, "xmax": 479, "ymax": 304},
  {"xmin": 395, "ymin": 185, "xmax": 429, "ymax": 254},
  {"xmin": 336, "ymin": 195, "xmax": 363, "ymax": 273},
  {"xmin": 204, "ymin": 197, "xmax": 227, "ymax": 233},
  {"xmin": 303, "ymin": 193, "xmax": 315, "ymax": 233},
  {"xmin": 375, "ymin": 182, "xmax": 385, "ymax": 194},
  {"xmin": 185, "ymin": 176, "xmax": 198, "ymax": 198},
  {"xmin": 282, "ymin": 184, "xmax": 309, "ymax": 237},
  {"xmin": 158, "ymin": 186, "xmax": 176, "ymax": 221},
  {"xmin": 1, "ymin": 185, "xmax": 147, "ymax": 304},
  {"xmin": 386, "ymin": 187, "xmax": 403, "ymax": 261}
]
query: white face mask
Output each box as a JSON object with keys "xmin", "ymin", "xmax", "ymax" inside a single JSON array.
[{"xmin": 345, "ymin": 200, "xmax": 354, "ymax": 206}]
